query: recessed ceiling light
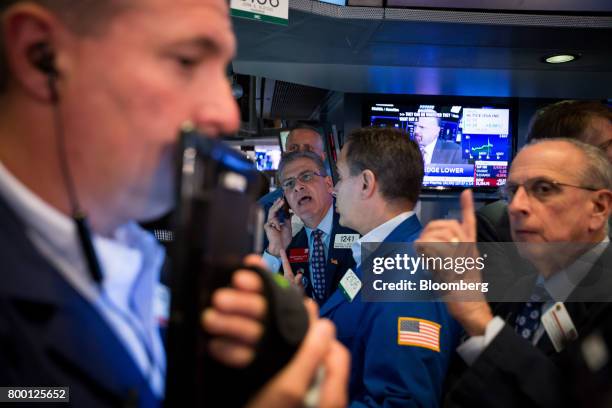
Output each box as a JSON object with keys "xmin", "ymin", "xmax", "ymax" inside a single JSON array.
[{"xmin": 544, "ymin": 54, "xmax": 578, "ymax": 64}]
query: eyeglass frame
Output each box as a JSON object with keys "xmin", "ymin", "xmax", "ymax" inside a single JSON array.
[
  {"xmin": 280, "ymin": 170, "xmax": 326, "ymax": 191},
  {"xmin": 499, "ymin": 176, "xmax": 603, "ymax": 203}
]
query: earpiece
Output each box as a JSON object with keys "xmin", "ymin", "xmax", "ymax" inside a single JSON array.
[
  {"xmin": 27, "ymin": 42, "xmax": 59, "ymax": 102},
  {"xmin": 29, "ymin": 44, "xmax": 100, "ymax": 282},
  {"xmin": 28, "ymin": 42, "xmax": 58, "ymax": 77}
]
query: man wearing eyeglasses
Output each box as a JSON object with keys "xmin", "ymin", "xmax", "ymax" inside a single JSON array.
[
  {"xmin": 263, "ymin": 151, "xmax": 358, "ymax": 304},
  {"xmin": 418, "ymin": 138, "xmax": 612, "ymax": 407}
]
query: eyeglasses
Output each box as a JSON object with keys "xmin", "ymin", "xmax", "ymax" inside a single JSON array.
[
  {"xmin": 281, "ymin": 170, "xmax": 325, "ymax": 191},
  {"xmin": 500, "ymin": 177, "xmax": 602, "ymax": 203}
]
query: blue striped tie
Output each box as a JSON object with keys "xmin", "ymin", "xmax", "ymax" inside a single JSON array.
[{"xmin": 311, "ymin": 229, "xmax": 326, "ymax": 301}]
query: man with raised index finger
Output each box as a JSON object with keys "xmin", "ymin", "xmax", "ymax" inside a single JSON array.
[{"xmin": 418, "ymin": 139, "xmax": 612, "ymax": 407}]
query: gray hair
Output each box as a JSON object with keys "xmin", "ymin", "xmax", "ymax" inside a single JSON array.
[
  {"xmin": 528, "ymin": 138, "xmax": 612, "ymax": 190},
  {"xmin": 277, "ymin": 151, "xmax": 328, "ymax": 182}
]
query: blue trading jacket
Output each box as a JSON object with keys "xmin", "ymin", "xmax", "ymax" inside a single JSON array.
[{"xmin": 321, "ymin": 215, "xmax": 462, "ymax": 407}]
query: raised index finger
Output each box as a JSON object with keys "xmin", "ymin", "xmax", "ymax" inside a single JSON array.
[
  {"xmin": 279, "ymin": 249, "xmax": 296, "ymax": 281},
  {"xmin": 460, "ymin": 189, "xmax": 476, "ymax": 241}
]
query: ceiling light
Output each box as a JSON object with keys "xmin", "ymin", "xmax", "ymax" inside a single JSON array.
[{"xmin": 544, "ymin": 54, "xmax": 578, "ymax": 64}]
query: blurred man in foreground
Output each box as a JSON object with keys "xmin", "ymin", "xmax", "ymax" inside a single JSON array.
[{"xmin": 0, "ymin": 1, "xmax": 348, "ymax": 406}]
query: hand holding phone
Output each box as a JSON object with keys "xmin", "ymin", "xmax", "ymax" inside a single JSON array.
[
  {"xmin": 276, "ymin": 196, "xmax": 291, "ymax": 225},
  {"xmin": 264, "ymin": 197, "xmax": 293, "ymax": 257}
]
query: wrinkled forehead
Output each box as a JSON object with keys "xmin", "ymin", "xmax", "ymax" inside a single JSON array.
[
  {"xmin": 417, "ymin": 116, "xmax": 439, "ymax": 127},
  {"xmin": 126, "ymin": 0, "xmax": 233, "ymax": 39},
  {"xmin": 281, "ymin": 158, "xmax": 320, "ymax": 180},
  {"xmin": 287, "ymin": 129, "xmax": 322, "ymax": 146},
  {"xmin": 509, "ymin": 142, "xmax": 585, "ymax": 183}
]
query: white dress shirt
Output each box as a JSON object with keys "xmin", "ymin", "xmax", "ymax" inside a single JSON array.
[
  {"xmin": 421, "ymin": 140, "xmax": 437, "ymax": 166},
  {"xmin": 0, "ymin": 161, "xmax": 167, "ymax": 396},
  {"xmin": 351, "ymin": 211, "xmax": 415, "ymax": 267}
]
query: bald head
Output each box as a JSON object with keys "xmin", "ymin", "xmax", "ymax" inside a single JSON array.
[
  {"xmin": 285, "ymin": 127, "xmax": 325, "ymax": 161},
  {"xmin": 507, "ymin": 139, "xmax": 611, "ymax": 247}
]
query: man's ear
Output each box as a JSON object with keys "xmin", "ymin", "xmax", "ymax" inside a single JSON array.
[
  {"xmin": 589, "ymin": 189, "xmax": 612, "ymax": 232},
  {"xmin": 2, "ymin": 3, "xmax": 63, "ymax": 101},
  {"xmin": 360, "ymin": 169, "xmax": 376, "ymax": 199},
  {"xmin": 324, "ymin": 175, "xmax": 334, "ymax": 194}
]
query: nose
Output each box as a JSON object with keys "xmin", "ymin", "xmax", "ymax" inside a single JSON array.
[
  {"xmin": 293, "ymin": 181, "xmax": 306, "ymax": 192},
  {"xmin": 507, "ymin": 185, "xmax": 531, "ymax": 217},
  {"xmin": 192, "ymin": 71, "xmax": 240, "ymax": 137}
]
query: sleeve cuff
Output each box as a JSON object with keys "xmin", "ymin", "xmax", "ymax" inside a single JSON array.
[
  {"xmin": 262, "ymin": 251, "xmax": 281, "ymax": 273},
  {"xmin": 456, "ymin": 316, "xmax": 505, "ymax": 366}
]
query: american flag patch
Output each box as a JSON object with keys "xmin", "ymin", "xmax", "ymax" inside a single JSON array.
[{"xmin": 397, "ymin": 317, "xmax": 441, "ymax": 352}]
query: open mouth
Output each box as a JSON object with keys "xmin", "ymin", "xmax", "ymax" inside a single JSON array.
[{"xmin": 298, "ymin": 196, "xmax": 313, "ymax": 206}]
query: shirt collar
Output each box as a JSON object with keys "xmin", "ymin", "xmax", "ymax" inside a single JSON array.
[
  {"xmin": 0, "ymin": 160, "xmax": 164, "ymax": 309},
  {"xmin": 352, "ymin": 211, "xmax": 415, "ymax": 266},
  {"xmin": 305, "ymin": 203, "xmax": 334, "ymax": 239},
  {"xmin": 542, "ymin": 236, "xmax": 610, "ymax": 301}
]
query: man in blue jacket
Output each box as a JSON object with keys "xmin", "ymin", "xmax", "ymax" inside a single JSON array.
[{"xmin": 330, "ymin": 127, "xmax": 462, "ymax": 407}]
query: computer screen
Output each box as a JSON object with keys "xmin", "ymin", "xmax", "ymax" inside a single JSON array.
[
  {"xmin": 254, "ymin": 145, "xmax": 282, "ymax": 171},
  {"xmin": 366, "ymin": 100, "xmax": 514, "ymax": 190}
]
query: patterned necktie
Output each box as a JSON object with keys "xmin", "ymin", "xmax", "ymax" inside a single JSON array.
[
  {"xmin": 419, "ymin": 145, "xmax": 427, "ymax": 164},
  {"xmin": 311, "ymin": 229, "xmax": 326, "ymax": 301},
  {"xmin": 514, "ymin": 283, "xmax": 550, "ymax": 342}
]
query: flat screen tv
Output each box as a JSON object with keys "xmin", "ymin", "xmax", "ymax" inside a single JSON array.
[
  {"xmin": 254, "ymin": 145, "xmax": 282, "ymax": 171},
  {"xmin": 365, "ymin": 97, "xmax": 515, "ymax": 190}
]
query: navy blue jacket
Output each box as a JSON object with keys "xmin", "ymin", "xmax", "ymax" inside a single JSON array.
[
  {"xmin": 257, "ymin": 189, "xmax": 283, "ymax": 251},
  {"xmin": 321, "ymin": 215, "xmax": 462, "ymax": 407},
  {"xmin": 283, "ymin": 210, "xmax": 357, "ymax": 305},
  {"xmin": 0, "ymin": 197, "xmax": 159, "ymax": 407}
]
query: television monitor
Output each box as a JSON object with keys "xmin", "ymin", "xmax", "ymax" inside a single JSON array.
[
  {"xmin": 365, "ymin": 99, "xmax": 514, "ymax": 190},
  {"xmin": 254, "ymin": 145, "xmax": 282, "ymax": 171},
  {"xmin": 278, "ymin": 130, "xmax": 290, "ymax": 152}
]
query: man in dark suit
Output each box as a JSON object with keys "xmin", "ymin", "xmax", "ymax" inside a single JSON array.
[
  {"xmin": 263, "ymin": 151, "xmax": 358, "ymax": 304},
  {"xmin": 258, "ymin": 125, "xmax": 328, "ymax": 250},
  {"xmin": 0, "ymin": 1, "xmax": 349, "ymax": 406},
  {"xmin": 414, "ymin": 114, "xmax": 466, "ymax": 165},
  {"xmin": 477, "ymin": 100, "xmax": 612, "ymax": 244},
  {"xmin": 327, "ymin": 127, "xmax": 462, "ymax": 407},
  {"xmin": 418, "ymin": 139, "xmax": 612, "ymax": 407}
]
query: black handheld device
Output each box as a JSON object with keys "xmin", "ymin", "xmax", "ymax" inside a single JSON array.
[
  {"xmin": 276, "ymin": 195, "xmax": 291, "ymax": 225},
  {"xmin": 165, "ymin": 129, "xmax": 309, "ymax": 407}
]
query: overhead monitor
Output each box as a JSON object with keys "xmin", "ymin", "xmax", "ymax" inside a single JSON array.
[{"xmin": 365, "ymin": 97, "xmax": 515, "ymax": 190}]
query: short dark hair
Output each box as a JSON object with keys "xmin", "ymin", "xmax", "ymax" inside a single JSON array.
[
  {"xmin": 526, "ymin": 100, "xmax": 612, "ymax": 142},
  {"xmin": 0, "ymin": 1, "xmax": 128, "ymax": 92},
  {"xmin": 345, "ymin": 127, "xmax": 424, "ymax": 204},
  {"xmin": 277, "ymin": 151, "xmax": 327, "ymax": 182}
]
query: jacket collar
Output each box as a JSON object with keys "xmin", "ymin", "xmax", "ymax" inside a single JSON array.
[
  {"xmin": 320, "ymin": 214, "xmax": 422, "ymax": 316},
  {"xmin": 0, "ymin": 194, "xmax": 157, "ymax": 405}
]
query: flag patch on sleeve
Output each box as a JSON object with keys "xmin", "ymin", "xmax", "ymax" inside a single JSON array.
[{"xmin": 397, "ymin": 317, "xmax": 441, "ymax": 352}]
